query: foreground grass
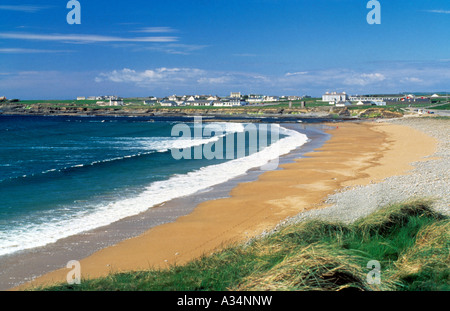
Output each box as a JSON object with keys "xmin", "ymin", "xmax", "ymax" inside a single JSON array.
[{"xmin": 39, "ymin": 200, "xmax": 449, "ymax": 291}]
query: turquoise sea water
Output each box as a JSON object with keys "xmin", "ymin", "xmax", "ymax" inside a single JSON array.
[{"xmin": 0, "ymin": 115, "xmax": 309, "ymax": 256}]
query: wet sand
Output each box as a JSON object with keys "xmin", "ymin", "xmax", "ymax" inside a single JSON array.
[{"xmin": 13, "ymin": 121, "xmax": 437, "ymax": 290}]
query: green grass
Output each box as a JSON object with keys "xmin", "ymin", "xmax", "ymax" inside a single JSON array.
[
  {"xmin": 430, "ymin": 103, "xmax": 450, "ymax": 110},
  {"xmin": 35, "ymin": 199, "xmax": 450, "ymax": 291}
]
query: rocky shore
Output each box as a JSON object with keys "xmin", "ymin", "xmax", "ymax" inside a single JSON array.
[{"xmin": 0, "ymin": 103, "xmax": 403, "ymax": 120}]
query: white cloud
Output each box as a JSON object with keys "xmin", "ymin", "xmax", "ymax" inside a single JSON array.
[
  {"xmin": 285, "ymin": 71, "xmax": 309, "ymax": 77},
  {"xmin": 96, "ymin": 68, "xmax": 207, "ymax": 86},
  {"xmin": 425, "ymin": 10, "xmax": 450, "ymax": 14},
  {"xmin": 131, "ymin": 27, "xmax": 176, "ymax": 33},
  {"xmin": 138, "ymin": 43, "xmax": 208, "ymax": 55},
  {"xmin": 8, "ymin": 61, "xmax": 447, "ymax": 99},
  {"xmin": 197, "ymin": 76, "xmax": 231, "ymax": 84},
  {"xmin": 0, "ymin": 32, "xmax": 178, "ymax": 44},
  {"xmin": 95, "ymin": 66, "xmax": 434, "ymax": 94},
  {"xmin": 400, "ymin": 77, "xmax": 423, "ymax": 84},
  {"xmin": 0, "ymin": 5, "xmax": 49, "ymax": 13},
  {"xmin": 343, "ymin": 73, "xmax": 386, "ymax": 86},
  {"xmin": 95, "ymin": 68, "xmax": 274, "ymax": 90},
  {"xmin": 0, "ymin": 48, "xmax": 71, "ymax": 54}
]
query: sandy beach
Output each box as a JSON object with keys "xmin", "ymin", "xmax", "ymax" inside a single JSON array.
[{"xmin": 14, "ymin": 119, "xmax": 439, "ymax": 290}]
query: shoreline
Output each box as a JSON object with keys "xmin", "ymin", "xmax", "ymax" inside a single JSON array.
[
  {"xmin": 0, "ymin": 122, "xmax": 330, "ymax": 291},
  {"xmin": 10, "ymin": 119, "xmax": 439, "ymax": 290}
]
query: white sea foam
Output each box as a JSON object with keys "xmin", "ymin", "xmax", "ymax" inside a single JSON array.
[
  {"xmin": 0, "ymin": 124, "xmax": 308, "ymax": 257},
  {"xmin": 111, "ymin": 122, "xmax": 246, "ymax": 152}
]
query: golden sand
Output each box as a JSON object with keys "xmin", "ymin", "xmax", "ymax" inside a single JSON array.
[{"xmin": 16, "ymin": 121, "xmax": 437, "ymax": 290}]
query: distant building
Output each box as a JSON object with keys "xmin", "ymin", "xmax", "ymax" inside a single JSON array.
[
  {"xmin": 350, "ymin": 95, "xmax": 400, "ymax": 102},
  {"xmin": 247, "ymin": 95, "xmax": 264, "ymax": 104},
  {"xmin": 77, "ymin": 96, "xmax": 86, "ymax": 101},
  {"xmin": 264, "ymin": 96, "xmax": 279, "ymax": 102},
  {"xmin": 160, "ymin": 100, "xmax": 177, "ymax": 107},
  {"xmin": 323, "ymin": 92, "xmax": 348, "ymax": 102},
  {"xmin": 189, "ymin": 100, "xmax": 213, "ymax": 107},
  {"xmin": 230, "ymin": 92, "xmax": 241, "ymax": 98},
  {"xmin": 109, "ymin": 98, "xmax": 124, "ymax": 106},
  {"xmin": 212, "ymin": 101, "xmax": 229, "ymax": 107},
  {"xmin": 287, "ymin": 96, "xmax": 301, "ymax": 101},
  {"xmin": 166, "ymin": 95, "xmax": 186, "ymax": 105},
  {"xmin": 212, "ymin": 99, "xmax": 246, "ymax": 107}
]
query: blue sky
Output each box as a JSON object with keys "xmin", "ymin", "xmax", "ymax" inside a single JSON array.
[{"xmin": 0, "ymin": 0, "xmax": 449, "ymax": 99}]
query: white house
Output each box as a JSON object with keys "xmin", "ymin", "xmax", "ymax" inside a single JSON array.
[
  {"xmin": 247, "ymin": 95, "xmax": 264, "ymax": 104},
  {"xmin": 109, "ymin": 98, "xmax": 124, "ymax": 106},
  {"xmin": 230, "ymin": 92, "xmax": 241, "ymax": 98},
  {"xmin": 231, "ymin": 99, "xmax": 247, "ymax": 106},
  {"xmin": 212, "ymin": 101, "xmax": 230, "ymax": 107},
  {"xmin": 189, "ymin": 100, "xmax": 213, "ymax": 106},
  {"xmin": 287, "ymin": 96, "xmax": 301, "ymax": 101},
  {"xmin": 322, "ymin": 92, "xmax": 348, "ymax": 102},
  {"xmin": 160, "ymin": 100, "xmax": 177, "ymax": 107},
  {"xmin": 77, "ymin": 96, "xmax": 86, "ymax": 101},
  {"xmin": 212, "ymin": 99, "xmax": 246, "ymax": 107},
  {"xmin": 264, "ymin": 96, "xmax": 279, "ymax": 102}
]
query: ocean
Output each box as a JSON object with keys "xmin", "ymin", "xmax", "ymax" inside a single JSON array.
[{"xmin": 0, "ymin": 115, "xmax": 311, "ymax": 258}]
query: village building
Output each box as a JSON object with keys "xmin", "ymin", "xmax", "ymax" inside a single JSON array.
[
  {"xmin": 109, "ymin": 98, "xmax": 124, "ymax": 106},
  {"xmin": 189, "ymin": 100, "xmax": 213, "ymax": 107},
  {"xmin": 247, "ymin": 95, "xmax": 264, "ymax": 104},
  {"xmin": 263, "ymin": 95, "xmax": 279, "ymax": 102},
  {"xmin": 160, "ymin": 100, "xmax": 177, "ymax": 107},
  {"xmin": 322, "ymin": 92, "xmax": 348, "ymax": 102}
]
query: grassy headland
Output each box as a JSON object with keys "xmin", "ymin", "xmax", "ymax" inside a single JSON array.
[
  {"xmin": 0, "ymin": 98, "xmax": 410, "ymax": 119},
  {"xmin": 37, "ymin": 199, "xmax": 449, "ymax": 291}
]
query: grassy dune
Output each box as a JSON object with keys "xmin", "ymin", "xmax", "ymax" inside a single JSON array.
[{"xmin": 38, "ymin": 200, "xmax": 449, "ymax": 291}]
